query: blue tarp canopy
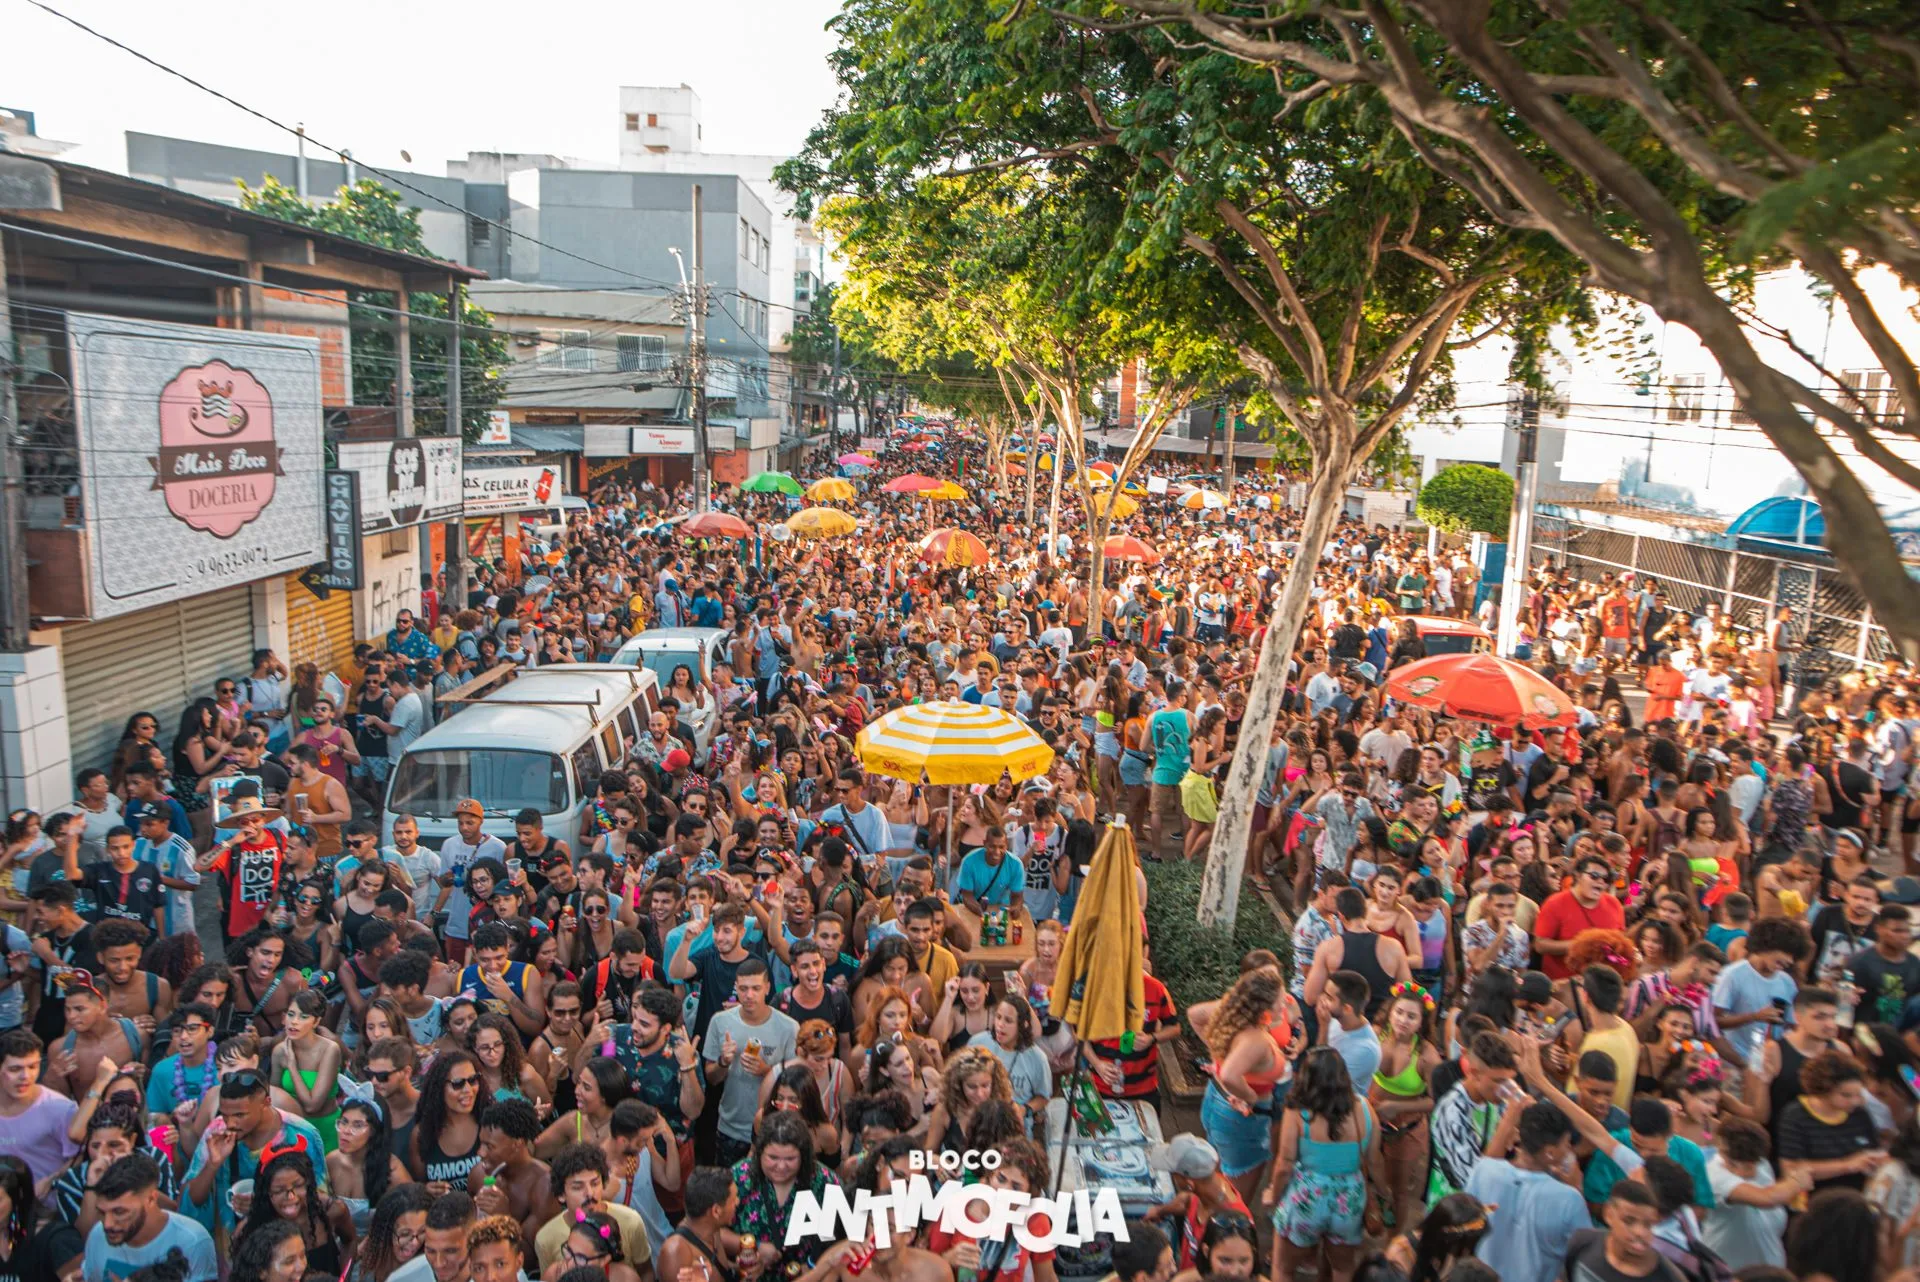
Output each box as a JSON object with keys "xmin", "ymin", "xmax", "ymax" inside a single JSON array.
[{"xmin": 1727, "ymin": 495, "xmax": 1920, "ymax": 561}]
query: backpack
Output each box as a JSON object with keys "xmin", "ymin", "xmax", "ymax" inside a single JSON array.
[{"xmin": 1654, "ymin": 1225, "xmax": 1736, "ymax": 1282}]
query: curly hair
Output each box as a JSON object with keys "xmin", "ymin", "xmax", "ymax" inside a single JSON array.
[
  {"xmin": 415, "ymin": 1050, "xmax": 481, "ymax": 1156},
  {"xmin": 468, "ymin": 1013, "xmax": 530, "ymax": 1096},
  {"xmin": 750, "ymin": 1110, "xmax": 818, "ymax": 1192},
  {"xmin": 240, "ymin": 1148, "xmax": 329, "ymax": 1244},
  {"xmin": 1800, "ymin": 1050, "xmax": 1866, "ymax": 1099},
  {"xmin": 937, "ymin": 1046, "xmax": 1013, "ymax": 1119},
  {"xmin": 466, "ymin": 1214, "xmax": 525, "ymax": 1259},
  {"xmin": 1566, "ymin": 928, "xmax": 1639, "ymax": 985},
  {"xmin": 229, "ymin": 1220, "xmax": 302, "ymax": 1282},
  {"xmin": 1205, "ymin": 967, "xmax": 1283, "ymax": 1065}
]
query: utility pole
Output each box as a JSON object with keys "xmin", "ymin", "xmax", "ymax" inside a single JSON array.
[
  {"xmin": 0, "ymin": 226, "xmax": 27, "ymax": 651},
  {"xmin": 690, "ymin": 183, "xmax": 710, "ymax": 514},
  {"xmin": 1495, "ymin": 389, "xmax": 1540, "ymax": 657},
  {"xmin": 443, "ymin": 282, "xmax": 466, "ymax": 616}
]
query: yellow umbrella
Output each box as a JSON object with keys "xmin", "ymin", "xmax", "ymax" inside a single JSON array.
[
  {"xmin": 786, "ymin": 506, "xmax": 859, "ymax": 538},
  {"xmin": 1182, "ymin": 488, "xmax": 1229, "ymax": 510},
  {"xmin": 926, "ymin": 481, "xmax": 968, "ymax": 501},
  {"xmin": 1051, "ymin": 820, "xmax": 1146, "ymax": 1045},
  {"xmin": 1123, "ymin": 480, "xmax": 1149, "ymax": 496},
  {"xmin": 805, "ymin": 477, "xmax": 856, "ymax": 502},
  {"xmin": 854, "ymin": 700, "xmax": 1054, "ymax": 785},
  {"xmin": 1089, "ymin": 492, "xmax": 1139, "ymax": 519},
  {"xmin": 1085, "ymin": 470, "xmax": 1113, "ymax": 489}
]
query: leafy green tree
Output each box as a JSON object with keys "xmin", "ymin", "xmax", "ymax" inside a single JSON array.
[
  {"xmin": 781, "ymin": 1, "xmax": 1589, "ymax": 925},
  {"xmin": 1418, "ymin": 464, "xmax": 1515, "ymax": 539},
  {"xmin": 236, "ymin": 177, "xmax": 506, "ymax": 441},
  {"xmin": 1102, "ymin": 0, "xmax": 1920, "ymax": 660}
]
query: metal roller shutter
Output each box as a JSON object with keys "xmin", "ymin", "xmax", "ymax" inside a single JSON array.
[
  {"xmin": 61, "ymin": 587, "xmax": 258, "ymax": 776},
  {"xmin": 283, "ymin": 574, "xmax": 357, "ymax": 679}
]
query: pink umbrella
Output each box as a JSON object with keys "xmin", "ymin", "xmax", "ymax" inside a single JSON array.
[
  {"xmin": 838, "ymin": 452, "xmax": 878, "ymax": 466},
  {"xmin": 884, "ymin": 473, "xmax": 945, "ymax": 493}
]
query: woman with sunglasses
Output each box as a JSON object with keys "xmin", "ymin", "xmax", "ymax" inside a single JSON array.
[
  {"xmin": 274, "ymin": 877, "xmax": 338, "ymax": 976},
  {"xmin": 344, "ymin": 1183, "xmax": 431, "ymax": 1282},
  {"xmin": 562, "ymin": 889, "xmax": 617, "ymax": 973},
  {"xmin": 409, "ymin": 1050, "xmax": 485, "ymax": 1194},
  {"xmin": 548, "ymin": 1208, "xmax": 644, "ymax": 1282},
  {"xmin": 327, "ymin": 1098, "xmax": 411, "ymax": 1237},
  {"xmin": 238, "ymin": 1147, "xmax": 355, "ymax": 1278}
]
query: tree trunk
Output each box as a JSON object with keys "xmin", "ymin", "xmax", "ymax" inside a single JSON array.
[
  {"xmin": 1198, "ymin": 435, "xmax": 1356, "ymax": 928},
  {"xmin": 1024, "ymin": 412, "xmax": 1042, "ymax": 528},
  {"xmin": 1223, "ymin": 402, "xmax": 1237, "ymax": 496},
  {"xmin": 1087, "ymin": 505, "xmax": 1110, "ymax": 645},
  {"xmin": 1046, "ymin": 427, "xmax": 1067, "ymax": 566}
]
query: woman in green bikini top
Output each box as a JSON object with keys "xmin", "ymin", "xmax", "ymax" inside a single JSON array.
[
  {"xmin": 272, "ymin": 989, "xmax": 344, "ymax": 1150},
  {"xmin": 1368, "ymin": 982, "xmax": 1442, "ymax": 1233}
]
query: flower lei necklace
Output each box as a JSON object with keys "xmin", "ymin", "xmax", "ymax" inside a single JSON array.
[{"xmin": 173, "ymin": 1040, "xmax": 216, "ymax": 1108}]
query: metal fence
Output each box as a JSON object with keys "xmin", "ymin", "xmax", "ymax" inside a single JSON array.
[{"xmin": 1531, "ymin": 514, "xmax": 1894, "ymax": 680}]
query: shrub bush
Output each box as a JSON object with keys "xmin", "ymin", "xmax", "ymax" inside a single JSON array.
[
  {"xmin": 1142, "ymin": 857, "xmax": 1292, "ymax": 1023},
  {"xmin": 1416, "ymin": 463, "xmax": 1514, "ymax": 539}
]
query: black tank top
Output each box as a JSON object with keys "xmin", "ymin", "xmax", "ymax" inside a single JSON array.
[
  {"xmin": 1339, "ymin": 929, "xmax": 1394, "ymax": 1018},
  {"xmin": 419, "ymin": 1126, "xmax": 482, "ymax": 1185}
]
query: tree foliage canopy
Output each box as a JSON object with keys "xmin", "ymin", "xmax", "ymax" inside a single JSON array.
[
  {"xmin": 236, "ymin": 177, "xmax": 507, "ymax": 442},
  {"xmin": 1417, "ymin": 464, "xmax": 1515, "ymax": 539}
]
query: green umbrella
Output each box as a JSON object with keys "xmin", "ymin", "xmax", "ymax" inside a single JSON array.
[{"xmin": 740, "ymin": 471, "xmax": 803, "ymax": 495}]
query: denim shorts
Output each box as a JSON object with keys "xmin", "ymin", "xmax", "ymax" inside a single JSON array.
[{"xmin": 1201, "ymin": 1079, "xmax": 1274, "ymax": 1177}]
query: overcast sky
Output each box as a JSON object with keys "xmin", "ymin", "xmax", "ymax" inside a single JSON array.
[{"xmin": 4, "ymin": 0, "xmax": 846, "ymax": 174}]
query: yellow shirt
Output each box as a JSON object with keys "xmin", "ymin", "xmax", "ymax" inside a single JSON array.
[{"xmin": 534, "ymin": 1203, "xmax": 650, "ymax": 1273}]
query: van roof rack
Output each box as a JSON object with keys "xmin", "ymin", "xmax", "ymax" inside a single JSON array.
[{"xmin": 436, "ymin": 663, "xmax": 648, "ymax": 708}]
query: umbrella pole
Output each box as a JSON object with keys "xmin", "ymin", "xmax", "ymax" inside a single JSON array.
[{"xmin": 1050, "ymin": 1041, "xmax": 1087, "ymax": 1196}]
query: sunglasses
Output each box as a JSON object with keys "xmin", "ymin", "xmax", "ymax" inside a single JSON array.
[
  {"xmin": 447, "ymin": 1075, "xmax": 481, "ymax": 1091},
  {"xmin": 366, "ymin": 1067, "xmax": 401, "ymax": 1083},
  {"xmin": 582, "ymin": 905, "xmax": 609, "ymax": 917},
  {"xmin": 224, "ymin": 1068, "xmax": 268, "ymax": 1089}
]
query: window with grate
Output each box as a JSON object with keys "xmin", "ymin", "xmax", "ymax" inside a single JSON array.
[
  {"xmin": 469, "ymin": 216, "xmax": 491, "ymax": 245},
  {"xmin": 625, "ymin": 113, "xmax": 640, "ymax": 131},
  {"xmin": 539, "ymin": 330, "xmax": 593, "ymax": 372},
  {"xmin": 1665, "ymin": 373, "xmax": 1706, "ymax": 422},
  {"xmin": 617, "ymin": 334, "xmax": 668, "ymax": 373},
  {"xmin": 1842, "ymin": 369, "xmax": 1903, "ymax": 425}
]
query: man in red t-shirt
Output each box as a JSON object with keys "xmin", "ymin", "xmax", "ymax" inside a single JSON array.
[
  {"xmin": 1534, "ymin": 854, "xmax": 1626, "ymax": 979},
  {"xmin": 1088, "ymin": 945, "xmax": 1182, "ymax": 1109},
  {"xmin": 194, "ymin": 795, "xmax": 287, "ymax": 940}
]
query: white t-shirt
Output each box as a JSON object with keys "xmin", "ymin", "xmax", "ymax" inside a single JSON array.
[
  {"xmin": 1703, "ymin": 1156, "xmax": 1788, "ymax": 1271},
  {"xmin": 84, "ymin": 1212, "xmax": 218, "ymax": 1282},
  {"xmin": 386, "ymin": 845, "xmax": 444, "ymax": 920},
  {"xmin": 386, "ymin": 691, "xmax": 426, "ymax": 762}
]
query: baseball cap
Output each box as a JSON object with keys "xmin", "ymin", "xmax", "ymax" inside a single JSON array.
[
  {"xmin": 663, "ymin": 748, "xmax": 692, "ymax": 772},
  {"xmin": 1148, "ymin": 1134, "xmax": 1220, "ymax": 1179},
  {"xmin": 1517, "ymin": 970, "xmax": 1555, "ymax": 1004},
  {"xmin": 454, "ymin": 798, "xmax": 485, "ymax": 820}
]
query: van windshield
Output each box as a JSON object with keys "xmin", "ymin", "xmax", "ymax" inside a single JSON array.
[
  {"xmin": 637, "ymin": 648, "xmax": 703, "ymax": 688},
  {"xmin": 388, "ymin": 749, "xmax": 568, "ymax": 819}
]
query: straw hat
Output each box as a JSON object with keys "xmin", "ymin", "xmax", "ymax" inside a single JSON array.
[{"xmin": 215, "ymin": 795, "xmax": 282, "ymax": 827}]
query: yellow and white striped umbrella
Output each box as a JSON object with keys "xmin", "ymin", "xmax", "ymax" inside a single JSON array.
[
  {"xmin": 855, "ymin": 700, "xmax": 1055, "ymax": 785},
  {"xmin": 788, "ymin": 506, "xmax": 859, "ymax": 538},
  {"xmin": 1089, "ymin": 492, "xmax": 1139, "ymax": 519},
  {"xmin": 1182, "ymin": 488, "xmax": 1229, "ymax": 510}
]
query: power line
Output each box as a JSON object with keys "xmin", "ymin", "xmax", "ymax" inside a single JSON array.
[{"xmin": 21, "ymin": 0, "xmax": 687, "ymax": 295}]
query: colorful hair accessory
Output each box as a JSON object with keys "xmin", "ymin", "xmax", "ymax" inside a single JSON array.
[
  {"xmin": 1667, "ymin": 1038, "xmax": 1709, "ymax": 1058},
  {"xmin": 1683, "ymin": 1053, "xmax": 1725, "ymax": 1087},
  {"xmin": 1900, "ymin": 1064, "xmax": 1920, "ymax": 1101},
  {"xmin": 1602, "ymin": 949, "xmax": 1634, "ymax": 970},
  {"xmin": 1389, "ymin": 981, "xmax": 1436, "ymax": 1014}
]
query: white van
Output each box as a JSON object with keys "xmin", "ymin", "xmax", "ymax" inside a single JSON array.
[
  {"xmin": 611, "ymin": 627, "xmax": 730, "ymax": 764},
  {"xmin": 382, "ymin": 663, "xmax": 659, "ymax": 851}
]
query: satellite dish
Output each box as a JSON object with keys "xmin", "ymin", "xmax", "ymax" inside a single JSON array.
[{"xmin": 400, "ymin": 150, "xmax": 413, "ymax": 163}]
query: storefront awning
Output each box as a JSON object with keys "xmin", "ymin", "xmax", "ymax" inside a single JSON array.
[
  {"xmin": 512, "ymin": 426, "xmax": 584, "ymax": 453},
  {"xmin": 465, "ymin": 442, "xmax": 535, "ymax": 461}
]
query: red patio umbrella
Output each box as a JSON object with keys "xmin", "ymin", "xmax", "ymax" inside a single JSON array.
[
  {"xmin": 1102, "ymin": 535, "xmax": 1162, "ymax": 564},
  {"xmin": 1384, "ymin": 652, "xmax": 1578, "ymax": 729},
  {"xmin": 680, "ymin": 511, "xmax": 752, "ymax": 539},
  {"xmin": 883, "ymin": 473, "xmax": 945, "ymax": 493}
]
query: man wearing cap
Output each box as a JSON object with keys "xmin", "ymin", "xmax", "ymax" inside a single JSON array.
[
  {"xmin": 1142, "ymin": 1135, "xmax": 1249, "ymax": 1271},
  {"xmin": 435, "ymin": 800, "xmax": 507, "ymax": 964}
]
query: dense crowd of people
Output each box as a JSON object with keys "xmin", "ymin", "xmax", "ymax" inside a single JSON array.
[{"xmin": 0, "ymin": 422, "xmax": 1915, "ymax": 1282}]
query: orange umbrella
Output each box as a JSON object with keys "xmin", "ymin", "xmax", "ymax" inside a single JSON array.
[
  {"xmin": 1103, "ymin": 535, "xmax": 1161, "ymax": 564},
  {"xmin": 1088, "ymin": 460, "xmax": 1118, "ymax": 475},
  {"xmin": 883, "ymin": 473, "xmax": 945, "ymax": 493},
  {"xmin": 680, "ymin": 511, "xmax": 752, "ymax": 539},
  {"xmin": 920, "ymin": 528, "xmax": 991, "ymax": 567},
  {"xmin": 1384, "ymin": 652, "xmax": 1579, "ymax": 729},
  {"xmin": 1005, "ymin": 463, "xmax": 1028, "ymax": 476}
]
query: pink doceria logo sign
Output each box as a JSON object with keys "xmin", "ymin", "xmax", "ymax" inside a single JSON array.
[{"xmin": 150, "ymin": 359, "xmax": 287, "ymax": 538}]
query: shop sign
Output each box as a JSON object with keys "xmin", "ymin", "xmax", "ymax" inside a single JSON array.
[
  {"xmin": 631, "ymin": 426, "xmax": 697, "ymax": 455},
  {"xmin": 300, "ymin": 470, "xmax": 363, "ymax": 597},
  {"xmin": 478, "ymin": 410, "xmax": 513, "ymax": 445},
  {"xmin": 465, "ymin": 464, "xmax": 561, "ymax": 514},
  {"xmin": 67, "ymin": 312, "xmax": 323, "ymax": 620},
  {"xmin": 336, "ymin": 438, "xmax": 464, "ymax": 533}
]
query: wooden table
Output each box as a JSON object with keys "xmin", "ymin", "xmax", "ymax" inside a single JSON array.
[{"xmin": 947, "ymin": 903, "xmax": 1036, "ymax": 991}]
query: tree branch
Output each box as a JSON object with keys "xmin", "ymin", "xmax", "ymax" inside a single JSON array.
[
  {"xmin": 1182, "ymin": 229, "xmax": 1316, "ymax": 381},
  {"xmin": 1210, "ymin": 197, "xmax": 1329, "ymax": 387}
]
